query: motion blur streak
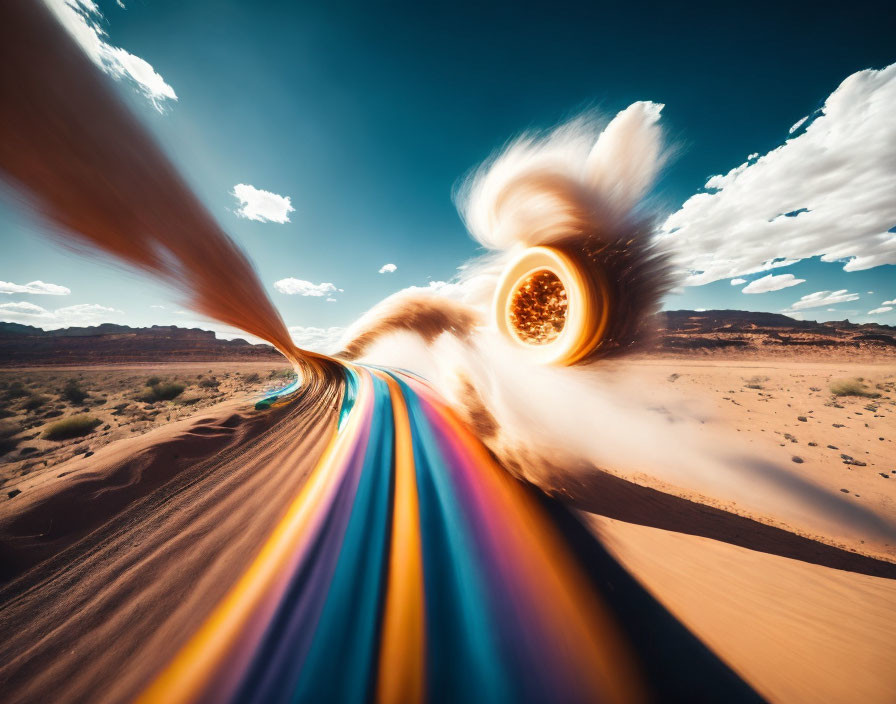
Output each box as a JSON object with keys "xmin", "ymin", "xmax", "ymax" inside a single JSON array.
[
  {"xmin": 139, "ymin": 365, "xmax": 645, "ymax": 704},
  {"xmin": 0, "ymin": 0, "xmax": 332, "ymax": 376}
]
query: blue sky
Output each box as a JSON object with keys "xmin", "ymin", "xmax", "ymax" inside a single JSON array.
[{"xmin": 2, "ymin": 0, "xmax": 894, "ymax": 338}]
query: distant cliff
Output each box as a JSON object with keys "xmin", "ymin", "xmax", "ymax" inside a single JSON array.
[
  {"xmin": 1, "ymin": 311, "xmax": 894, "ymax": 365},
  {"xmin": 0, "ymin": 323, "xmax": 281, "ymax": 365},
  {"xmin": 657, "ymin": 310, "xmax": 896, "ymax": 355}
]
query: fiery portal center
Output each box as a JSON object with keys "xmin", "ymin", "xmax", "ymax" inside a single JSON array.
[{"xmin": 508, "ymin": 268, "xmax": 569, "ymax": 345}]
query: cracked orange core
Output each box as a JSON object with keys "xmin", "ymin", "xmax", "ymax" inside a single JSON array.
[{"xmin": 508, "ymin": 269, "xmax": 568, "ymax": 345}]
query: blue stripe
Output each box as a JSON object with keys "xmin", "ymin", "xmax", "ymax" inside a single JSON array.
[
  {"xmin": 292, "ymin": 370, "xmax": 395, "ymax": 703},
  {"xmin": 392, "ymin": 374, "xmax": 514, "ymax": 704}
]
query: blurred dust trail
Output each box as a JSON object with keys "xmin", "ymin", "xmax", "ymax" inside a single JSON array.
[
  {"xmin": 0, "ymin": 0, "xmax": 332, "ymax": 377},
  {"xmin": 352, "ymin": 328, "xmax": 896, "ymax": 554}
]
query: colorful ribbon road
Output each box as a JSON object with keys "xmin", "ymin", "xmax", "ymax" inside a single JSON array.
[{"xmin": 138, "ymin": 365, "xmax": 645, "ymax": 704}]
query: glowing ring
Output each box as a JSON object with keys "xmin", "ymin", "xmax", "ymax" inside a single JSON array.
[{"xmin": 493, "ymin": 246, "xmax": 610, "ymax": 365}]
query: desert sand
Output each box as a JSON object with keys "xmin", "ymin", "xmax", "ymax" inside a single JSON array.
[
  {"xmin": 590, "ymin": 515, "xmax": 896, "ymax": 703},
  {"xmin": 616, "ymin": 359, "xmax": 895, "ymax": 556},
  {"xmin": 0, "ymin": 362, "xmax": 294, "ymax": 494},
  {"xmin": 0, "ymin": 356, "xmax": 894, "ymax": 703}
]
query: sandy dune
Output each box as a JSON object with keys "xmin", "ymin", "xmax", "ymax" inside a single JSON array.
[{"xmin": 591, "ymin": 516, "xmax": 896, "ymax": 703}]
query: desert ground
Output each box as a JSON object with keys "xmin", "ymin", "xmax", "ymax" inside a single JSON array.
[
  {"xmin": 576, "ymin": 358, "xmax": 896, "ymax": 704},
  {"xmin": 0, "ymin": 362, "xmax": 294, "ymax": 495},
  {"xmin": 621, "ymin": 358, "xmax": 895, "ymax": 555},
  {"xmin": 1, "ymin": 356, "xmax": 894, "ymax": 703}
]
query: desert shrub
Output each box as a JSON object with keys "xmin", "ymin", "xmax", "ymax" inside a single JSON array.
[
  {"xmin": 269, "ymin": 368, "xmax": 295, "ymax": 379},
  {"xmin": 43, "ymin": 415, "xmax": 102, "ymax": 441},
  {"xmin": 6, "ymin": 381, "xmax": 27, "ymax": 399},
  {"xmin": 0, "ymin": 421, "xmax": 21, "ymax": 454},
  {"xmin": 743, "ymin": 375, "xmax": 768, "ymax": 390},
  {"xmin": 61, "ymin": 379, "xmax": 88, "ymax": 404},
  {"xmin": 154, "ymin": 382, "xmax": 186, "ymax": 400},
  {"xmin": 23, "ymin": 393, "xmax": 48, "ymax": 411},
  {"xmin": 830, "ymin": 379, "xmax": 880, "ymax": 398},
  {"xmin": 146, "ymin": 375, "xmax": 162, "ymax": 387},
  {"xmin": 137, "ymin": 382, "xmax": 185, "ymax": 402},
  {"xmin": 244, "ymin": 373, "xmax": 260, "ymax": 383},
  {"xmin": 198, "ymin": 378, "xmax": 218, "ymax": 389}
]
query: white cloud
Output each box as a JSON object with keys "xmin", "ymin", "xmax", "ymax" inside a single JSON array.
[
  {"xmin": 44, "ymin": 0, "xmax": 177, "ymax": 111},
  {"xmin": 788, "ymin": 115, "xmax": 809, "ymax": 134},
  {"xmin": 0, "ymin": 280, "xmax": 71, "ymax": 295},
  {"xmin": 730, "ymin": 278, "xmax": 747, "ymax": 285},
  {"xmin": 273, "ymin": 278, "xmax": 342, "ymax": 297},
  {"xmin": 150, "ymin": 304, "xmax": 166, "ymax": 309},
  {"xmin": 378, "ymin": 263, "xmax": 397, "ymax": 274},
  {"xmin": 785, "ymin": 290, "xmax": 860, "ymax": 311},
  {"xmin": 397, "ymin": 280, "xmax": 467, "ymax": 298},
  {"xmin": 288, "ymin": 326, "xmax": 345, "ymax": 354},
  {"xmin": 232, "ymin": 184, "xmax": 294, "ymax": 224},
  {"xmin": 0, "ymin": 301, "xmax": 123, "ymax": 328},
  {"xmin": 0, "ymin": 302, "xmax": 48, "ymax": 316},
  {"xmin": 660, "ymin": 63, "xmax": 896, "ymax": 286},
  {"xmin": 882, "ymin": 298, "xmax": 896, "ymax": 305},
  {"xmin": 741, "ymin": 273, "xmax": 806, "ymax": 294},
  {"xmin": 868, "ymin": 306, "xmax": 893, "ymax": 315}
]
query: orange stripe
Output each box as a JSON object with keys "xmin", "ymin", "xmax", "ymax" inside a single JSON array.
[{"xmin": 375, "ymin": 374, "xmax": 426, "ymax": 704}]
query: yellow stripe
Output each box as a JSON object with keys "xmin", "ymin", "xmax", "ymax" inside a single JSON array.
[
  {"xmin": 139, "ymin": 370, "xmax": 368, "ymax": 704},
  {"xmin": 375, "ymin": 374, "xmax": 426, "ymax": 704}
]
